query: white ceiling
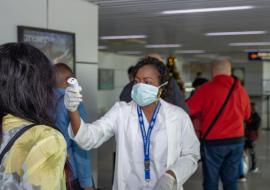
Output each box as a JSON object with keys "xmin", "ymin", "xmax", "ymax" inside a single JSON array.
[{"xmin": 88, "ymin": 0, "xmax": 270, "ymax": 61}]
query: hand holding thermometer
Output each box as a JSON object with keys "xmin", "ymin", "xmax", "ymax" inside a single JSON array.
[
  {"xmin": 65, "ymin": 77, "xmax": 82, "ymax": 112},
  {"xmin": 67, "ymin": 77, "xmax": 82, "ymax": 94},
  {"xmin": 67, "ymin": 77, "xmax": 79, "ymax": 88}
]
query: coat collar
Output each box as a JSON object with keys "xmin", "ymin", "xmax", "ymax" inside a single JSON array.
[{"xmin": 130, "ymin": 99, "xmax": 168, "ymax": 116}]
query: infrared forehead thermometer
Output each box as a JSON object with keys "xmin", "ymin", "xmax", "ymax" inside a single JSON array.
[{"xmin": 67, "ymin": 77, "xmax": 79, "ymax": 88}]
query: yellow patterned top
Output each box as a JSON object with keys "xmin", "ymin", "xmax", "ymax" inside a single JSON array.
[{"xmin": 0, "ymin": 114, "xmax": 67, "ymax": 190}]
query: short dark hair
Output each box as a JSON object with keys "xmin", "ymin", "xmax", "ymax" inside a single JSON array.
[
  {"xmin": 55, "ymin": 62, "xmax": 73, "ymax": 74},
  {"xmin": 192, "ymin": 78, "xmax": 208, "ymax": 88},
  {"xmin": 133, "ymin": 57, "xmax": 169, "ymax": 85},
  {"xmin": 0, "ymin": 43, "xmax": 57, "ymax": 142},
  {"xmin": 196, "ymin": 72, "xmax": 202, "ymax": 77}
]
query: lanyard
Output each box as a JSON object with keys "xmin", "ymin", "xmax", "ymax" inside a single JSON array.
[{"xmin": 137, "ymin": 101, "xmax": 161, "ymax": 181}]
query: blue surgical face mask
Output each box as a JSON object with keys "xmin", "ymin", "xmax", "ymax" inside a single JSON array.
[{"xmin": 131, "ymin": 82, "xmax": 168, "ymax": 107}]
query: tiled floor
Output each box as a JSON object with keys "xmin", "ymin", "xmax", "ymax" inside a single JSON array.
[{"xmin": 184, "ymin": 130, "xmax": 270, "ymax": 190}]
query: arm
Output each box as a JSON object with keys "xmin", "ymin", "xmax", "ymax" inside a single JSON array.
[
  {"xmin": 68, "ymin": 102, "xmax": 121, "ymax": 150},
  {"xmin": 73, "ymin": 103, "xmax": 93, "ymax": 189},
  {"xmin": 65, "ymin": 84, "xmax": 119, "ymax": 150},
  {"xmin": 168, "ymin": 113, "xmax": 200, "ymax": 188},
  {"xmin": 186, "ymin": 87, "xmax": 204, "ymax": 117},
  {"xmin": 240, "ymin": 87, "xmax": 251, "ymax": 122},
  {"xmin": 244, "ymin": 93, "xmax": 251, "ymax": 121},
  {"xmin": 69, "ymin": 111, "xmax": 81, "ymax": 135}
]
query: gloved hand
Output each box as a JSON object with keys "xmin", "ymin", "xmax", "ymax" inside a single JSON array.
[
  {"xmin": 153, "ymin": 173, "xmax": 176, "ymax": 190},
  {"xmin": 64, "ymin": 85, "xmax": 83, "ymax": 112}
]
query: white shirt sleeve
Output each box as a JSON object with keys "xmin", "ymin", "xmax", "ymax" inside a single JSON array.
[
  {"xmin": 168, "ymin": 112, "xmax": 200, "ymax": 188},
  {"xmin": 68, "ymin": 102, "xmax": 121, "ymax": 150}
]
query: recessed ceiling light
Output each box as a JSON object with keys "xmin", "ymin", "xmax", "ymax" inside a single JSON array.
[
  {"xmin": 244, "ymin": 49, "xmax": 270, "ymax": 52},
  {"xmin": 195, "ymin": 54, "xmax": 219, "ymax": 59},
  {"xmin": 161, "ymin": 6, "xmax": 254, "ymax": 15},
  {"xmin": 117, "ymin": 51, "xmax": 142, "ymax": 55},
  {"xmin": 98, "ymin": 46, "xmax": 107, "ymax": 49},
  {"xmin": 175, "ymin": 50, "xmax": 205, "ymax": 54},
  {"xmin": 100, "ymin": 35, "xmax": 147, "ymax": 40},
  {"xmin": 229, "ymin": 42, "xmax": 270, "ymax": 46},
  {"xmin": 145, "ymin": 44, "xmax": 181, "ymax": 48},
  {"xmin": 206, "ymin": 31, "xmax": 266, "ymax": 36}
]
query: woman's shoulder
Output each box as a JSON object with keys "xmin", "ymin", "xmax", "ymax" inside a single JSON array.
[
  {"xmin": 22, "ymin": 124, "xmax": 66, "ymax": 149},
  {"xmin": 19, "ymin": 123, "xmax": 62, "ymax": 136},
  {"xmin": 3, "ymin": 124, "xmax": 66, "ymax": 180},
  {"xmin": 112, "ymin": 101, "xmax": 135, "ymax": 111},
  {"xmin": 9, "ymin": 126, "xmax": 66, "ymax": 190},
  {"xmin": 11, "ymin": 124, "xmax": 66, "ymax": 157},
  {"xmin": 6, "ymin": 124, "xmax": 66, "ymax": 163},
  {"xmin": 2, "ymin": 115, "xmax": 66, "ymax": 152},
  {"xmin": 21, "ymin": 125, "xmax": 67, "ymax": 162}
]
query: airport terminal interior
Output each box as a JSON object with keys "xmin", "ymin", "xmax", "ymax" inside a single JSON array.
[{"xmin": 1, "ymin": 0, "xmax": 270, "ymax": 189}]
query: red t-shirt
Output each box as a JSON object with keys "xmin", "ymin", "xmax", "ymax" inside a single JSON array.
[{"xmin": 187, "ymin": 75, "xmax": 251, "ymax": 142}]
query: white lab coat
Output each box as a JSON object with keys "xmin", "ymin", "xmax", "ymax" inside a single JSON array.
[{"xmin": 69, "ymin": 99, "xmax": 200, "ymax": 190}]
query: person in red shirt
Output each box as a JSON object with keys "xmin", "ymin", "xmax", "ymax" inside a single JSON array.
[{"xmin": 187, "ymin": 59, "xmax": 251, "ymax": 190}]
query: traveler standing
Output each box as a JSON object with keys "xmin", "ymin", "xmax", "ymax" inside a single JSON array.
[{"xmin": 187, "ymin": 59, "xmax": 251, "ymax": 190}]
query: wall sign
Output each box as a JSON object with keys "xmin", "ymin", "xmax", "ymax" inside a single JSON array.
[
  {"xmin": 98, "ymin": 69, "xmax": 114, "ymax": 90},
  {"xmin": 18, "ymin": 26, "xmax": 76, "ymax": 71},
  {"xmin": 248, "ymin": 52, "xmax": 270, "ymax": 61}
]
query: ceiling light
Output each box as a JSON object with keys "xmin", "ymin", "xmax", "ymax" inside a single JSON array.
[
  {"xmin": 98, "ymin": 46, "xmax": 107, "ymax": 49},
  {"xmin": 206, "ymin": 31, "xmax": 266, "ymax": 36},
  {"xmin": 145, "ymin": 44, "xmax": 181, "ymax": 48},
  {"xmin": 229, "ymin": 42, "xmax": 270, "ymax": 46},
  {"xmin": 244, "ymin": 49, "xmax": 270, "ymax": 52},
  {"xmin": 161, "ymin": 6, "xmax": 254, "ymax": 14},
  {"xmin": 175, "ymin": 50, "xmax": 205, "ymax": 54},
  {"xmin": 117, "ymin": 51, "xmax": 142, "ymax": 55},
  {"xmin": 100, "ymin": 35, "xmax": 147, "ymax": 40},
  {"xmin": 195, "ymin": 54, "xmax": 219, "ymax": 59}
]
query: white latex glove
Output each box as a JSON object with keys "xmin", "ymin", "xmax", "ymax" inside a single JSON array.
[
  {"xmin": 64, "ymin": 85, "xmax": 83, "ymax": 112},
  {"xmin": 153, "ymin": 173, "xmax": 176, "ymax": 190}
]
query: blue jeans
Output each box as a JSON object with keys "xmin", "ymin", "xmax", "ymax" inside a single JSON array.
[
  {"xmin": 238, "ymin": 157, "xmax": 244, "ymax": 177},
  {"xmin": 201, "ymin": 143, "xmax": 244, "ymax": 190}
]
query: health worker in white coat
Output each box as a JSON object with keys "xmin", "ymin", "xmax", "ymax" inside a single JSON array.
[{"xmin": 64, "ymin": 57, "xmax": 200, "ymax": 190}]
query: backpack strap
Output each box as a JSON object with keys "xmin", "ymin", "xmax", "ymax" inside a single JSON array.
[
  {"xmin": 0, "ymin": 124, "xmax": 37, "ymax": 164},
  {"xmin": 202, "ymin": 78, "xmax": 237, "ymax": 140}
]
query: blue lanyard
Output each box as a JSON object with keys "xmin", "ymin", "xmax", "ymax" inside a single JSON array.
[{"xmin": 137, "ymin": 101, "xmax": 161, "ymax": 181}]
